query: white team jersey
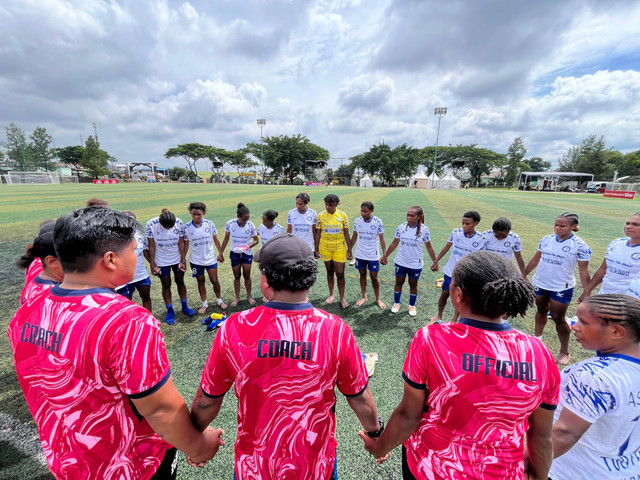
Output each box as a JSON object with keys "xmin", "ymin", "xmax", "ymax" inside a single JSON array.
[
  {"xmin": 532, "ymin": 234, "xmax": 592, "ymax": 291},
  {"xmin": 258, "ymin": 222, "xmax": 285, "ymax": 246},
  {"xmin": 599, "ymin": 238, "xmax": 640, "ymax": 294},
  {"xmin": 131, "ymin": 230, "xmax": 150, "ymax": 283},
  {"xmin": 287, "ymin": 208, "xmax": 317, "ymax": 250},
  {"xmin": 145, "ymin": 216, "xmax": 185, "ymax": 267},
  {"xmin": 225, "ymin": 219, "xmax": 257, "ymax": 253},
  {"xmin": 393, "ymin": 222, "xmax": 431, "ymax": 269},
  {"xmin": 626, "ymin": 275, "xmax": 640, "ymax": 300},
  {"xmin": 549, "ymin": 354, "xmax": 640, "ymax": 480},
  {"xmin": 185, "ymin": 219, "xmax": 218, "ymax": 266},
  {"xmin": 482, "ymin": 230, "xmax": 522, "ymax": 260},
  {"xmin": 443, "ymin": 229, "xmax": 486, "ymax": 276},
  {"xmin": 353, "ymin": 216, "xmax": 385, "ymax": 261}
]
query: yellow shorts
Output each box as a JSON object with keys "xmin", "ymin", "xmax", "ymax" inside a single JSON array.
[{"xmin": 319, "ymin": 249, "xmax": 347, "ymax": 263}]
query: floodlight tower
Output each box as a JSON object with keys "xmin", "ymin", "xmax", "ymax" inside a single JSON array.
[
  {"xmin": 431, "ymin": 107, "xmax": 447, "ymax": 188},
  {"xmin": 257, "ymin": 118, "xmax": 266, "ymax": 184}
]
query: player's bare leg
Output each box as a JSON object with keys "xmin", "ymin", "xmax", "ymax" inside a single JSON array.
[
  {"xmin": 243, "ymin": 263, "xmax": 255, "ymax": 305},
  {"xmin": 324, "ymin": 260, "xmax": 335, "ymax": 304},
  {"xmin": 208, "ymin": 268, "xmax": 226, "ymax": 310},
  {"xmin": 197, "ymin": 276, "xmax": 208, "ymax": 314},
  {"xmin": 335, "ymin": 261, "xmax": 348, "ymax": 308},
  {"xmin": 370, "ymin": 271, "xmax": 385, "ymax": 309},
  {"xmin": 356, "ymin": 267, "xmax": 367, "ymax": 306},
  {"xmin": 231, "ymin": 264, "xmax": 242, "ymax": 306}
]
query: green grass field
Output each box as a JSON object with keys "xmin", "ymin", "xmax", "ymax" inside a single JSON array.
[{"xmin": 0, "ymin": 183, "xmax": 636, "ymax": 479}]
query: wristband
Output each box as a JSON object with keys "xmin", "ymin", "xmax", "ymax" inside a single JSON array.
[{"xmin": 366, "ymin": 416, "xmax": 385, "ymax": 438}]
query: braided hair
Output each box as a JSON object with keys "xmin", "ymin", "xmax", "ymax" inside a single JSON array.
[
  {"xmin": 492, "ymin": 217, "xmax": 511, "ymax": 232},
  {"xmin": 263, "ymin": 209, "xmax": 279, "ymax": 221},
  {"xmin": 237, "ymin": 202, "xmax": 250, "ymax": 218},
  {"xmin": 452, "ymin": 251, "xmax": 535, "ymax": 318},
  {"xmin": 159, "ymin": 208, "xmax": 176, "ymax": 229},
  {"xmin": 583, "ymin": 294, "xmax": 640, "ymax": 341},
  {"xmin": 558, "ymin": 212, "xmax": 580, "ymax": 232},
  {"xmin": 408, "ymin": 205, "xmax": 425, "ymax": 238}
]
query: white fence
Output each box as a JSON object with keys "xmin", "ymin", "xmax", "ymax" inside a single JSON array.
[{"xmin": 1, "ymin": 172, "xmax": 78, "ymax": 184}]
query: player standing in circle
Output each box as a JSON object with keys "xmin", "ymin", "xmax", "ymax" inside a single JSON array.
[
  {"xmin": 146, "ymin": 208, "xmax": 195, "ymax": 324},
  {"xmin": 191, "ymin": 233, "xmax": 383, "ymax": 480},
  {"xmin": 8, "ymin": 206, "xmax": 224, "ymax": 480},
  {"xmin": 431, "ymin": 211, "xmax": 484, "ymax": 323},
  {"xmin": 115, "ymin": 211, "xmax": 153, "ymax": 313},
  {"xmin": 184, "ymin": 202, "xmax": 227, "ymax": 314},
  {"xmin": 578, "ymin": 212, "xmax": 640, "ymax": 301},
  {"xmin": 286, "ymin": 192, "xmax": 317, "ymax": 252},
  {"xmin": 219, "ymin": 202, "xmax": 259, "ymax": 307},
  {"xmin": 19, "ymin": 228, "xmax": 63, "ymax": 304},
  {"xmin": 351, "ymin": 201, "xmax": 387, "ymax": 309},
  {"xmin": 525, "ymin": 212, "xmax": 592, "ymax": 365},
  {"xmin": 482, "ymin": 217, "xmax": 527, "ymax": 277},
  {"xmin": 381, "ymin": 206, "xmax": 437, "ymax": 317},
  {"xmin": 257, "ymin": 209, "xmax": 285, "ymax": 247},
  {"xmin": 549, "ymin": 294, "xmax": 640, "ymax": 480},
  {"xmin": 18, "ymin": 221, "xmax": 55, "ymax": 285},
  {"xmin": 315, "ymin": 194, "xmax": 352, "ymax": 308},
  {"xmin": 360, "ymin": 251, "xmax": 561, "ymax": 480}
]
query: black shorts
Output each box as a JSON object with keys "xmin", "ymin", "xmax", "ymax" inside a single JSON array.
[{"xmin": 150, "ymin": 448, "xmax": 177, "ymax": 480}]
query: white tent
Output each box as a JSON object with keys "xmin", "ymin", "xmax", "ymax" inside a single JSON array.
[
  {"xmin": 359, "ymin": 174, "xmax": 373, "ymax": 188},
  {"xmin": 411, "ymin": 169, "xmax": 435, "ymax": 189},
  {"xmin": 438, "ymin": 172, "xmax": 461, "ymax": 189}
]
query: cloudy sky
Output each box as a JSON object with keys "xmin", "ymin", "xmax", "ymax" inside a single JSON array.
[{"xmin": 1, "ymin": 0, "xmax": 639, "ymax": 170}]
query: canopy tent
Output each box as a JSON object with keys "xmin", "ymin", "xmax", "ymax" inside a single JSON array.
[
  {"xmin": 359, "ymin": 174, "xmax": 373, "ymax": 188},
  {"xmin": 516, "ymin": 171, "xmax": 594, "ymax": 191},
  {"xmin": 438, "ymin": 172, "xmax": 461, "ymax": 189},
  {"xmin": 411, "ymin": 168, "xmax": 435, "ymax": 189}
]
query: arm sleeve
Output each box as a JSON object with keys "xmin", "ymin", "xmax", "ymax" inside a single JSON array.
[
  {"xmin": 422, "ymin": 226, "xmax": 431, "ymax": 243},
  {"xmin": 559, "ymin": 364, "xmax": 616, "ymax": 423},
  {"xmin": 402, "ymin": 328, "xmax": 429, "ymax": 390},
  {"xmin": 145, "ymin": 221, "xmax": 153, "ymax": 239},
  {"xmin": 200, "ymin": 322, "xmax": 234, "ymax": 397},
  {"xmin": 513, "ymin": 234, "xmax": 522, "ymax": 252},
  {"xmin": 336, "ymin": 322, "xmax": 369, "ymax": 397},
  {"xmin": 577, "ymin": 241, "xmax": 592, "ymax": 261},
  {"xmin": 109, "ymin": 310, "xmax": 171, "ymax": 397}
]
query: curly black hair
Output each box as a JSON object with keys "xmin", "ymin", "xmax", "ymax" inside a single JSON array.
[{"xmin": 261, "ymin": 259, "xmax": 318, "ymax": 292}]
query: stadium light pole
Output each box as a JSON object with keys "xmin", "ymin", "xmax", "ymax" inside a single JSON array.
[
  {"xmin": 431, "ymin": 107, "xmax": 447, "ymax": 188},
  {"xmin": 257, "ymin": 118, "xmax": 266, "ymax": 184}
]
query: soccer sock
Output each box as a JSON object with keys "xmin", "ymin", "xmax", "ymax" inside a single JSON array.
[
  {"xmin": 409, "ymin": 294, "xmax": 417, "ymax": 306},
  {"xmin": 181, "ymin": 299, "xmax": 195, "ymax": 316},
  {"xmin": 394, "ymin": 291, "xmax": 401, "ymax": 304},
  {"xmin": 166, "ymin": 304, "xmax": 173, "ymax": 311}
]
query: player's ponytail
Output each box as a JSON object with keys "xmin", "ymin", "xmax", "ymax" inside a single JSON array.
[
  {"xmin": 453, "ymin": 251, "xmax": 534, "ymax": 318},
  {"xmin": 409, "ymin": 205, "xmax": 424, "ymax": 238}
]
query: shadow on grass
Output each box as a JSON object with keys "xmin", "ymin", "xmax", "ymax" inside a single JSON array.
[{"xmin": 0, "ymin": 441, "xmax": 51, "ymax": 479}]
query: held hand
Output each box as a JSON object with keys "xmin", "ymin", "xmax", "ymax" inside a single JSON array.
[
  {"xmin": 217, "ymin": 254, "xmax": 224, "ymax": 263},
  {"xmin": 346, "ymin": 250, "xmax": 353, "ymax": 260},
  {"xmin": 358, "ymin": 431, "xmax": 390, "ymax": 465},
  {"xmin": 178, "ymin": 262, "xmax": 187, "ymax": 272},
  {"xmin": 314, "ymin": 250, "xmax": 320, "ymax": 259},
  {"xmin": 188, "ymin": 427, "xmax": 225, "ymax": 465},
  {"xmin": 380, "ymin": 256, "xmax": 388, "ymax": 265},
  {"xmin": 430, "ymin": 262, "xmax": 439, "ymax": 272},
  {"xmin": 576, "ymin": 291, "xmax": 588, "ymax": 304},
  {"xmin": 151, "ymin": 266, "xmax": 160, "ymax": 276}
]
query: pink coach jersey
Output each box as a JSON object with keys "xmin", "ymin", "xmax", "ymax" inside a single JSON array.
[
  {"xmin": 20, "ymin": 275, "xmax": 57, "ymax": 304},
  {"xmin": 200, "ymin": 302, "xmax": 369, "ymax": 480},
  {"xmin": 403, "ymin": 319, "xmax": 561, "ymax": 480},
  {"xmin": 8, "ymin": 286, "xmax": 172, "ymax": 480}
]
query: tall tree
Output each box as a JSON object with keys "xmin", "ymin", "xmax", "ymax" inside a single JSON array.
[
  {"xmin": 524, "ymin": 156, "xmax": 552, "ymax": 172},
  {"xmin": 164, "ymin": 143, "xmax": 213, "ymax": 177},
  {"xmin": 505, "ymin": 137, "xmax": 527, "ymax": 187},
  {"xmin": 81, "ymin": 136, "xmax": 110, "ymax": 177},
  {"xmin": 30, "ymin": 126, "xmax": 55, "ymax": 171},
  {"xmin": 352, "ymin": 142, "xmax": 421, "ymax": 186},
  {"xmin": 453, "ymin": 144, "xmax": 502, "ymax": 187},
  {"xmin": 246, "ymin": 135, "xmax": 329, "ymax": 184},
  {"xmin": 1, "ymin": 123, "xmax": 31, "ymax": 170},
  {"xmin": 227, "ymin": 148, "xmax": 258, "ymax": 178},
  {"xmin": 558, "ymin": 135, "xmax": 616, "ymax": 179}
]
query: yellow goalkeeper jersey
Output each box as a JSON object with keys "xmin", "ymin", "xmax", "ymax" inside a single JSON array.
[{"xmin": 317, "ymin": 210, "xmax": 349, "ymax": 251}]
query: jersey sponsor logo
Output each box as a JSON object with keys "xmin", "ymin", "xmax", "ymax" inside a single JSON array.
[
  {"xmin": 461, "ymin": 353, "xmax": 538, "ymax": 382},
  {"xmin": 20, "ymin": 322, "xmax": 64, "ymax": 353},
  {"xmin": 257, "ymin": 339, "xmax": 313, "ymax": 360},
  {"xmin": 609, "ymin": 267, "xmax": 630, "ymax": 276}
]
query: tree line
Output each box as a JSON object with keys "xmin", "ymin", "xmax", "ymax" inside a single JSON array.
[
  {"xmin": 1, "ymin": 123, "xmax": 113, "ymax": 178},
  {"xmin": 3, "ymin": 121, "xmax": 638, "ymax": 185}
]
